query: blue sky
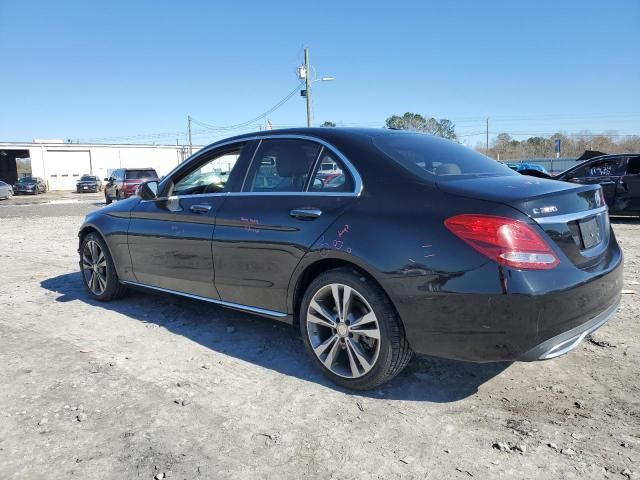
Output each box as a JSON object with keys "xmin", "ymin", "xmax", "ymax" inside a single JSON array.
[{"xmin": 1, "ymin": 0, "xmax": 639, "ymax": 147}]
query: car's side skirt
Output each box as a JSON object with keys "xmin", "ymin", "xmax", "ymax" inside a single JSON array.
[{"xmin": 120, "ymin": 280, "xmax": 289, "ymax": 320}]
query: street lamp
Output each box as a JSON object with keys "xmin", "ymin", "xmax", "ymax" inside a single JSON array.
[{"xmin": 298, "ymin": 48, "xmax": 335, "ymax": 127}]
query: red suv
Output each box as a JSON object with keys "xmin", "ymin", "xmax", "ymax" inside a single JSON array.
[{"xmin": 104, "ymin": 168, "xmax": 159, "ymax": 204}]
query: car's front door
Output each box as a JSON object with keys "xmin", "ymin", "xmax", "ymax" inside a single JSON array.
[
  {"xmin": 127, "ymin": 141, "xmax": 251, "ymax": 298},
  {"xmin": 212, "ymin": 137, "xmax": 359, "ymax": 314}
]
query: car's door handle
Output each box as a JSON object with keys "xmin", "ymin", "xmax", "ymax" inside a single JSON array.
[
  {"xmin": 290, "ymin": 207, "xmax": 323, "ymax": 219},
  {"xmin": 190, "ymin": 204, "xmax": 212, "ymax": 213}
]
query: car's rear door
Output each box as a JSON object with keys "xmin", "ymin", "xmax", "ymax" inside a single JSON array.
[
  {"xmin": 127, "ymin": 141, "xmax": 252, "ymax": 298},
  {"xmin": 212, "ymin": 136, "xmax": 360, "ymax": 314}
]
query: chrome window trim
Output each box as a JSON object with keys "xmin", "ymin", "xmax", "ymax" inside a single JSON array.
[
  {"xmin": 534, "ymin": 205, "xmax": 608, "ymax": 224},
  {"xmin": 240, "ymin": 138, "xmax": 263, "ymax": 192},
  {"xmin": 140, "ymin": 189, "xmax": 359, "ymax": 203},
  {"xmin": 121, "ymin": 280, "xmax": 288, "ymax": 318},
  {"xmin": 305, "ymin": 145, "xmax": 325, "ymax": 192},
  {"xmin": 156, "ymin": 133, "xmax": 363, "ymax": 201}
]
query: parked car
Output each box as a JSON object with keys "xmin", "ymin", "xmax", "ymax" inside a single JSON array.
[
  {"xmin": 0, "ymin": 180, "xmax": 13, "ymax": 200},
  {"xmin": 506, "ymin": 162, "xmax": 549, "ymax": 176},
  {"xmin": 13, "ymin": 176, "xmax": 47, "ymax": 195},
  {"xmin": 517, "ymin": 154, "xmax": 640, "ymax": 216},
  {"xmin": 76, "ymin": 175, "xmax": 102, "ymax": 193},
  {"xmin": 78, "ymin": 129, "xmax": 622, "ymax": 389},
  {"xmin": 104, "ymin": 168, "xmax": 159, "ymax": 204}
]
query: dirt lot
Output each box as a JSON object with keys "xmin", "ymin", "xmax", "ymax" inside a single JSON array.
[{"xmin": 0, "ymin": 193, "xmax": 638, "ymax": 479}]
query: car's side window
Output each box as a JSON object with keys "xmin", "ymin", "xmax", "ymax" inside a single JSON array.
[
  {"xmin": 309, "ymin": 149, "xmax": 354, "ymax": 193},
  {"xmin": 586, "ymin": 159, "xmax": 624, "ymax": 177},
  {"xmin": 244, "ymin": 139, "xmax": 321, "ymax": 193},
  {"xmin": 172, "ymin": 146, "xmax": 244, "ymax": 196}
]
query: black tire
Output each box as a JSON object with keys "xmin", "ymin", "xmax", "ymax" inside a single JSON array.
[
  {"xmin": 104, "ymin": 192, "xmax": 112, "ymax": 205},
  {"xmin": 300, "ymin": 267, "xmax": 413, "ymax": 390},
  {"xmin": 79, "ymin": 232, "xmax": 127, "ymax": 301}
]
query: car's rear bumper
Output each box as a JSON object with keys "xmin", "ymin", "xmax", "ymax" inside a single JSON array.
[
  {"xmin": 517, "ymin": 298, "xmax": 619, "ymax": 361},
  {"xmin": 386, "ymin": 247, "xmax": 623, "ymax": 362}
]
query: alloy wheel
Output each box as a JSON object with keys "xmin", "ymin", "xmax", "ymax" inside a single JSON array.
[
  {"xmin": 306, "ymin": 283, "xmax": 381, "ymax": 379},
  {"xmin": 82, "ymin": 240, "xmax": 108, "ymax": 295}
]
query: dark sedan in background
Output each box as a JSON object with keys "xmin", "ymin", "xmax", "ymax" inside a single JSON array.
[
  {"xmin": 76, "ymin": 175, "xmax": 102, "ymax": 193},
  {"xmin": 78, "ymin": 128, "xmax": 622, "ymax": 389},
  {"xmin": 13, "ymin": 176, "xmax": 47, "ymax": 194},
  {"xmin": 516, "ymin": 153, "xmax": 640, "ymax": 216},
  {"xmin": 554, "ymin": 154, "xmax": 640, "ymax": 216}
]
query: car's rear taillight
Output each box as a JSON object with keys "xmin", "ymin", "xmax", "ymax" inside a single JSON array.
[{"xmin": 444, "ymin": 214, "xmax": 559, "ymax": 270}]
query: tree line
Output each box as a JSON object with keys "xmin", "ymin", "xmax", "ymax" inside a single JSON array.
[{"xmin": 477, "ymin": 132, "xmax": 640, "ymax": 160}]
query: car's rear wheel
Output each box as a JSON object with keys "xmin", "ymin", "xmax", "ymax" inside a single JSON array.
[
  {"xmin": 79, "ymin": 232, "xmax": 127, "ymax": 301},
  {"xmin": 300, "ymin": 268, "xmax": 413, "ymax": 390}
]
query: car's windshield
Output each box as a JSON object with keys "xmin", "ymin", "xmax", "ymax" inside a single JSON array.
[
  {"xmin": 126, "ymin": 169, "xmax": 157, "ymax": 180},
  {"xmin": 17, "ymin": 177, "xmax": 36, "ymax": 183},
  {"xmin": 80, "ymin": 175, "xmax": 97, "ymax": 181},
  {"xmin": 373, "ymin": 132, "xmax": 515, "ymax": 181}
]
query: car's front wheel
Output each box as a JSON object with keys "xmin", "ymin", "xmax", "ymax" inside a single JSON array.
[
  {"xmin": 300, "ymin": 268, "xmax": 413, "ymax": 390},
  {"xmin": 79, "ymin": 232, "xmax": 127, "ymax": 301}
]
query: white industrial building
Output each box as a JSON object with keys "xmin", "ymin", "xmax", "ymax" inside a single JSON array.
[{"xmin": 0, "ymin": 141, "xmax": 203, "ymax": 190}]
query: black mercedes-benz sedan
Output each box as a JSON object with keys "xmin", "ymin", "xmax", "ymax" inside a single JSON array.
[{"xmin": 78, "ymin": 128, "xmax": 623, "ymax": 389}]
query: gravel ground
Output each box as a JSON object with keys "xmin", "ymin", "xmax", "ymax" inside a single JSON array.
[{"xmin": 0, "ymin": 196, "xmax": 638, "ymax": 479}]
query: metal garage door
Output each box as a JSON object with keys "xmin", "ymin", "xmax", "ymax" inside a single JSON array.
[{"xmin": 46, "ymin": 150, "xmax": 91, "ymax": 190}]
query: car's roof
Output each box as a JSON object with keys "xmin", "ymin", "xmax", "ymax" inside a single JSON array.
[
  {"xmin": 209, "ymin": 127, "xmax": 404, "ymax": 145},
  {"xmin": 586, "ymin": 153, "xmax": 640, "ymax": 161}
]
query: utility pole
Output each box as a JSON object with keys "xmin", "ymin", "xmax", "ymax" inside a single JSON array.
[
  {"xmin": 304, "ymin": 48, "xmax": 312, "ymax": 127},
  {"xmin": 485, "ymin": 118, "xmax": 489, "ymax": 155},
  {"xmin": 188, "ymin": 115, "xmax": 193, "ymax": 156}
]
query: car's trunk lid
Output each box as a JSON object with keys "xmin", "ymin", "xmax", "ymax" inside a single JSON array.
[{"xmin": 437, "ymin": 175, "xmax": 610, "ymax": 269}]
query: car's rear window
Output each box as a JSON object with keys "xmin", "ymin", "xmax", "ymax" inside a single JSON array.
[
  {"xmin": 126, "ymin": 169, "xmax": 158, "ymax": 180},
  {"xmin": 373, "ymin": 132, "xmax": 515, "ymax": 181},
  {"xmin": 80, "ymin": 175, "xmax": 97, "ymax": 181}
]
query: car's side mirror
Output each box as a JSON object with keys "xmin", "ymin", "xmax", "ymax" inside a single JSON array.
[{"xmin": 137, "ymin": 180, "xmax": 159, "ymax": 200}]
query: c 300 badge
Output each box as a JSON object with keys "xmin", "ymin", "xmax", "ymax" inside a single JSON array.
[{"xmin": 532, "ymin": 205, "xmax": 558, "ymax": 215}]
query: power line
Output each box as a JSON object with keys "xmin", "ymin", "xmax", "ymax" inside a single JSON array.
[{"xmin": 191, "ymin": 82, "xmax": 304, "ymax": 132}]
